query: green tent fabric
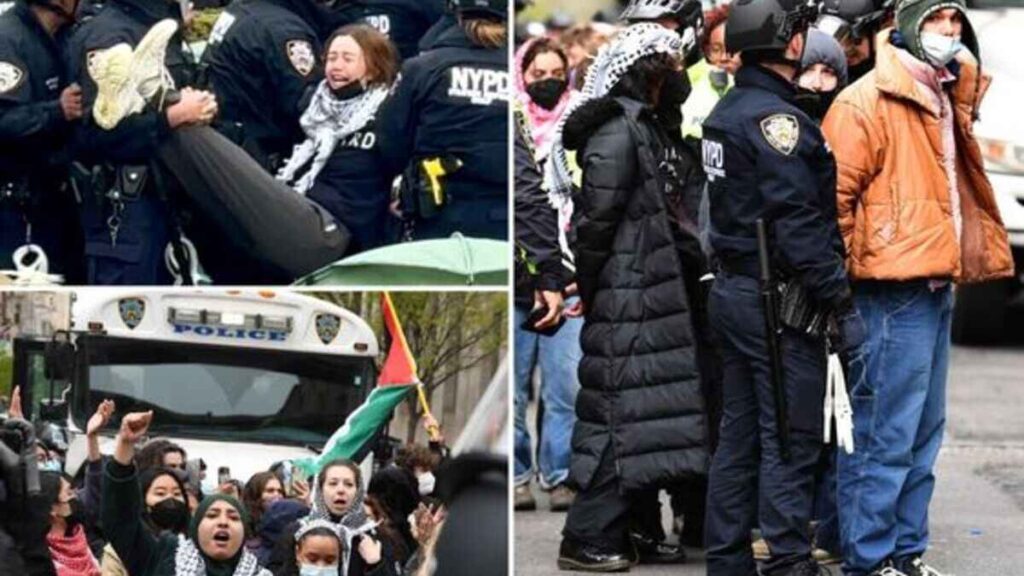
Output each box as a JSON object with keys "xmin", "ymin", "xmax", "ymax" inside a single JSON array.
[{"xmin": 294, "ymin": 235, "xmax": 508, "ymax": 286}]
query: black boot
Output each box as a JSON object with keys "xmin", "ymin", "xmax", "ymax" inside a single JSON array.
[
  {"xmin": 557, "ymin": 539, "xmax": 631, "ymax": 572},
  {"xmin": 629, "ymin": 531, "xmax": 687, "ymax": 565}
]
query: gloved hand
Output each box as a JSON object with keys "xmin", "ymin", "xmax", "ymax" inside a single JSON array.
[
  {"xmin": 2, "ymin": 418, "xmax": 35, "ymax": 458},
  {"xmin": 833, "ymin": 307, "xmax": 866, "ymax": 354}
]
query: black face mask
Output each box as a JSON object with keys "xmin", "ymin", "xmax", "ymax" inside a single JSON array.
[
  {"xmin": 64, "ymin": 498, "xmax": 87, "ymax": 529},
  {"xmin": 793, "ymin": 87, "xmax": 837, "ymax": 122},
  {"xmin": 147, "ymin": 498, "xmax": 190, "ymax": 534},
  {"xmin": 658, "ymin": 71, "xmax": 692, "ymax": 108},
  {"xmin": 848, "ymin": 57, "xmax": 874, "ymax": 83},
  {"xmin": 331, "ymin": 81, "xmax": 365, "ymax": 101},
  {"xmin": 526, "ymin": 78, "xmax": 567, "ymax": 111}
]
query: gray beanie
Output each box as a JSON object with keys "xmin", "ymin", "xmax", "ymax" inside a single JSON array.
[{"xmin": 801, "ymin": 28, "xmax": 849, "ymax": 87}]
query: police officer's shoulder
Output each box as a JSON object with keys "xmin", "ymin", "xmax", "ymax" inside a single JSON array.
[
  {"xmin": 70, "ymin": 6, "xmax": 137, "ymax": 50},
  {"xmin": 0, "ymin": 13, "xmax": 27, "ymax": 98}
]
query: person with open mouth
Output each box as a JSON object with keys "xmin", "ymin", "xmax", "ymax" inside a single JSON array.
[
  {"xmin": 101, "ymin": 410, "xmax": 272, "ymax": 576},
  {"xmin": 267, "ymin": 459, "xmax": 397, "ymax": 576}
]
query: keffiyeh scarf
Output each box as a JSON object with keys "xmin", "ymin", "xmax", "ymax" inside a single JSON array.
[
  {"xmin": 542, "ymin": 23, "xmax": 686, "ymax": 200},
  {"xmin": 172, "ymin": 535, "xmax": 271, "ymax": 576},
  {"xmin": 276, "ymin": 80, "xmax": 389, "ymax": 194},
  {"xmin": 303, "ymin": 485, "xmax": 378, "ymax": 576},
  {"xmin": 514, "ymin": 37, "xmax": 575, "ymax": 162},
  {"xmin": 46, "ymin": 524, "xmax": 100, "ymax": 576}
]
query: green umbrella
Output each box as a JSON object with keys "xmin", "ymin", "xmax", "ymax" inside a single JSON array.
[{"xmin": 293, "ymin": 234, "xmax": 508, "ymax": 286}]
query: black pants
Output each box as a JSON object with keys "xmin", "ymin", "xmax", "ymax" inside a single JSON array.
[
  {"xmin": 705, "ymin": 273, "xmax": 825, "ymax": 576},
  {"xmin": 156, "ymin": 125, "xmax": 350, "ymax": 282},
  {"xmin": 562, "ymin": 443, "xmax": 632, "ymax": 552}
]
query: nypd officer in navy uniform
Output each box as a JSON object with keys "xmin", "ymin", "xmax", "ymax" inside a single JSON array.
[
  {"xmin": 65, "ymin": 0, "xmax": 214, "ymax": 284},
  {"xmin": 0, "ymin": 0, "xmax": 85, "ymax": 282},
  {"xmin": 376, "ymin": 0, "xmax": 508, "ymax": 241},
  {"xmin": 202, "ymin": 0, "xmax": 326, "ymax": 172},
  {"xmin": 349, "ymin": 0, "xmax": 447, "ymax": 61},
  {"xmin": 700, "ymin": 0, "xmax": 865, "ymax": 574}
]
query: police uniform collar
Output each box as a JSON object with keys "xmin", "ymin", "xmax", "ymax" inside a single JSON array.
[{"xmin": 735, "ymin": 64, "xmax": 797, "ymax": 103}]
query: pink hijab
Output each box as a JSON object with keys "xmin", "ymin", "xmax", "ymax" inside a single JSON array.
[{"xmin": 515, "ymin": 37, "xmax": 575, "ymax": 161}]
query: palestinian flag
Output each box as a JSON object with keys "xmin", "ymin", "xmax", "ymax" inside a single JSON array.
[{"xmin": 293, "ymin": 293, "xmax": 418, "ymax": 477}]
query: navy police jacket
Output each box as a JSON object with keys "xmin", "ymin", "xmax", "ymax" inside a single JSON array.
[
  {"xmin": 354, "ymin": 0, "xmax": 447, "ymax": 60},
  {"xmin": 203, "ymin": 0, "xmax": 323, "ymax": 164},
  {"xmin": 376, "ymin": 23, "xmax": 509, "ymax": 203},
  {"xmin": 0, "ymin": 1, "xmax": 72, "ymax": 180},
  {"xmin": 702, "ymin": 64, "xmax": 848, "ymax": 307}
]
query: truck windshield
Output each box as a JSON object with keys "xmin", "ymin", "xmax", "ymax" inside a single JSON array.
[{"xmin": 72, "ymin": 336, "xmax": 375, "ymax": 446}]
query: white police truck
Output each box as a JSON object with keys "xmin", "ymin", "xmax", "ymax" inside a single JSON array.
[{"xmin": 12, "ymin": 290, "xmax": 379, "ymax": 490}]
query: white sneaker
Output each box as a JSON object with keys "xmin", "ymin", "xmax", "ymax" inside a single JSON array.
[
  {"xmin": 132, "ymin": 18, "xmax": 178, "ymax": 104},
  {"xmin": 905, "ymin": 558, "xmax": 952, "ymax": 576},
  {"xmin": 90, "ymin": 18, "xmax": 178, "ymax": 129},
  {"xmin": 90, "ymin": 42, "xmax": 140, "ymax": 129}
]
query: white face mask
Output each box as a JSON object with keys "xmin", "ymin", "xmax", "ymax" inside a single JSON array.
[
  {"xmin": 299, "ymin": 564, "xmax": 338, "ymax": 576},
  {"xmin": 417, "ymin": 471, "xmax": 436, "ymax": 496},
  {"xmin": 919, "ymin": 31, "xmax": 964, "ymax": 68}
]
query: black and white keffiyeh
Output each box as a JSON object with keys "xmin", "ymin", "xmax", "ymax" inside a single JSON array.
[
  {"xmin": 293, "ymin": 516, "xmax": 379, "ymax": 576},
  {"xmin": 542, "ymin": 23, "xmax": 686, "ymax": 200},
  {"xmin": 276, "ymin": 80, "xmax": 389, "ymax": 194},
  {"xmin": 172, "ymin": 534, "xmax": 271, "ymax": 576}
]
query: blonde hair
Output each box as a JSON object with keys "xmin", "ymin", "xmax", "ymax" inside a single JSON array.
[{"xmin": 462, "ymin": 19, "xmax": 507, "ymax": 49}]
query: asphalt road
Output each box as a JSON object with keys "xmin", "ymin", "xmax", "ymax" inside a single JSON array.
[{"xmin": 514, "ymin": 315, "xmax": 1024, "ymax": 575}]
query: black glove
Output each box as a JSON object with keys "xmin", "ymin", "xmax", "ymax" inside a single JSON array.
[{"xmin": 2, "ymin": 418, "xmax": 38, "ymax": 496}]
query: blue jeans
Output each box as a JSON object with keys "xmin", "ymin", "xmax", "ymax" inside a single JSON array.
[
  {"xmin": 838, "ymin": 282, "xmax": 953, "ymax": 575},
  {"xmin": 513, "ymin": 301, "xmax": 583, "ymax": 489}
]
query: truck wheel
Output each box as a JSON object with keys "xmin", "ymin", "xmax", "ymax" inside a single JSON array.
[{"xmin": 952, "ymin": 280, "xmax": 1011, "ymax": 345}]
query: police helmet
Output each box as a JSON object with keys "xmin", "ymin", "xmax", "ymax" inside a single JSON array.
[
  {"xmin": 725, "ymin": 0, "xmax": 819, "ymax": 54},
  {"xmin": 451, "ymin": 0, "xmax": 506, "ymax": 20},
  {"xmin": 817, "ymin": 0, "xmax": 893, "ymax": 39},
  {"xmin": 621, "ymin": 0, "xmax": 702, "ymax": 27}
]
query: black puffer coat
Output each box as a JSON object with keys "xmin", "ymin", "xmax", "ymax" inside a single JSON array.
[{"xmin": 564, "ymin": 95, "xmax": 709, "ymax": 493}]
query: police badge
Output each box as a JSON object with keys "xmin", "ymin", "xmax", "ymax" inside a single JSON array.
[
  {"xmin": 760, "ymin": 114, "xmax": 799, "ymax": 156},
  {"xmin": 315, "ymin": 314, "xmax": 341, "ymax": 344},
  {"xmin": 0, "ymin": 61, "xmax": 24, "ymax": 94},
  {"xmin": 118, "ymin": 298, "xmax": 146, "ymax": 329},
  {"xmin": 285, "ymin": 40, "xmax": 315, "ymax": 76}
]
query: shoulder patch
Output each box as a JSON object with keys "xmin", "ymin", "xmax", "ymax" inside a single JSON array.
[
  {"xmin": 0, "ymin": 61, "xmax": 24, "ymax": 94},
  {"xmin": 285, "ymin": 39, "xmax": 315, "ymax": 77},
  {"xmin": 759, "ymin": 114, "xmax": 799, "ymax": 155}
]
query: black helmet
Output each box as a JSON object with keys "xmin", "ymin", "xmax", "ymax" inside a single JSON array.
[
  {"xmin": 620, "ymin": 0, "xmax": 701, "ymax": 24},
  {"xmin": 451, "ymin": 0, "xmax": 506, "ymax": 20},
  {"xmin": 725, "ymin": 0, "xmax": 819, "ymax": 54},
  {"xmin": 817, "ymin": 0, "xmax": 893, "ymax": 39}
]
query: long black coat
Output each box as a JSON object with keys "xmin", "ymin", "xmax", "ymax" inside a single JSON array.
[{"xmin": 564, "ymin": 95, "xmax": 709, "ymax": 493}]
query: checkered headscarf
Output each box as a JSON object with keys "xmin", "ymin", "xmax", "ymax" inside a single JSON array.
[{"xmin": 542, "ymin": 23, "xmax": 685, "ymax": 199}]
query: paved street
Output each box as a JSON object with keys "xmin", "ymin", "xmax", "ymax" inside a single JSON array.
[{"xmin": 515, "ymin": 313, "xmax": 1024, "ymax": 575}]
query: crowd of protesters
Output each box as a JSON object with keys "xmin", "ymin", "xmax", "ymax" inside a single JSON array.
[
  {"xmin": 0, "ymin": 0, "xmax": 509, "ymax": 286},
  {"xmin": 514, "ymin": 0, "xmax": 1012, "ymax": 574},
  {"xmin": 0, "ymin": 396, "xmax": 451, "ymax": 576}
]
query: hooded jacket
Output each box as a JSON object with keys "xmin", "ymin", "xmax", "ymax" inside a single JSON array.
[
  {"xmin": 564, "ymin": 95, "xmax": 708, "ymax": 493},
  {"xmin": 822, "ymin": 29, "xmax": 1012, "ymax": 283}
]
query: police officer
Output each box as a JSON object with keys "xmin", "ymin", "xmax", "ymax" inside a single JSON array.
[
  {"xmin": 815, "ymin": 0, "xmax": 894, "ymax": 82},
  {"xmin": 0, "ymin": 0, "xmax": 84, "ymax": 282},
  {"xmin": 202, "ymin": 0, "xmax": 325, "ymax": 172},
  {"xmin": 376, "ymin": 0, "xmax": 508, "ymax": 241},
  {"xmin": 331, "ymin": 0, "xmax": 447, "ymax": 61},
  {"xmin": 701, "ymin": 0, "xmax": 864, "ymax": 574},
  {"xmin": 65, "ymin": 0, "xmax": 215, "ymax": 284}
]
